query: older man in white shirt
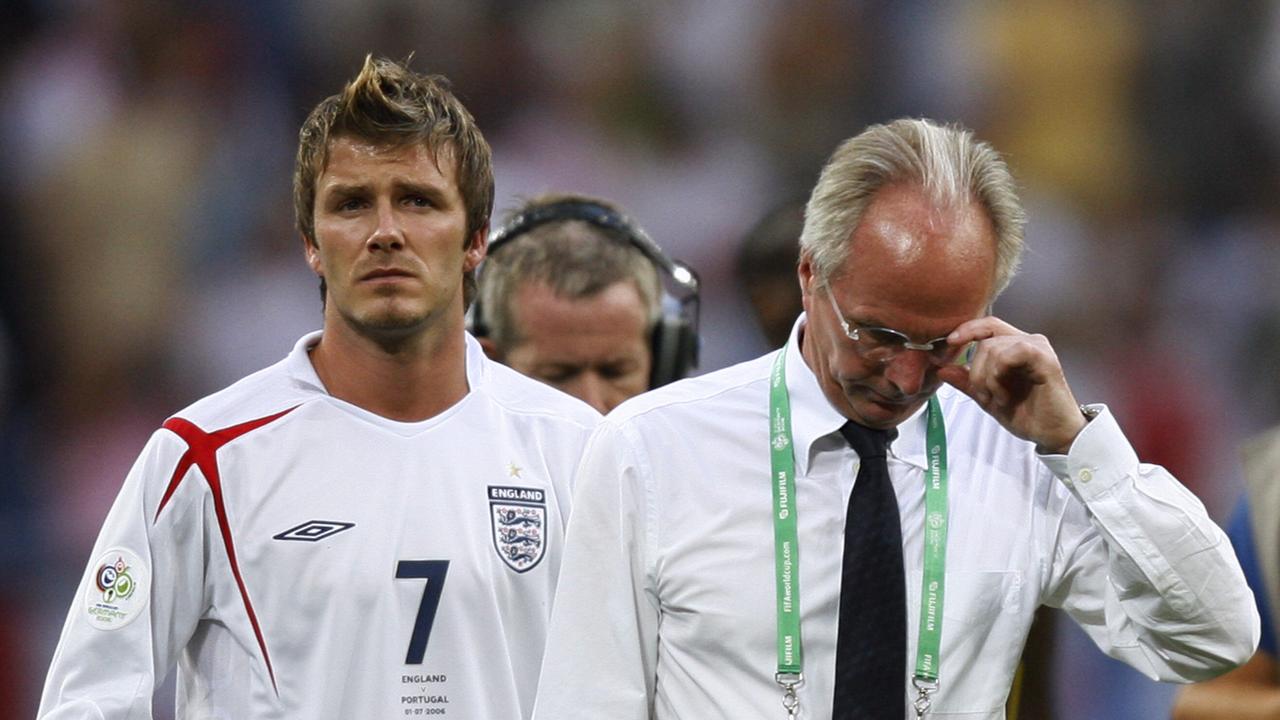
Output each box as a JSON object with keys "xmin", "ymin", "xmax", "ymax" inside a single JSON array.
[{"xmin": 533, "ymin": 118, "xmax": 1258, "ymax": 720}]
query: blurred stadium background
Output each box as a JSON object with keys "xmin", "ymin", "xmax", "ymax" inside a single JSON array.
[{"xmin": 5, "ymin": 1, "xmax": 1280, "ymax": 716}]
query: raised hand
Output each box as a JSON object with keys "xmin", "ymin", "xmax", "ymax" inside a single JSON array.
[{"xmin": 934, "ymin": 316, "xmax": 1086, "ymax": 454}]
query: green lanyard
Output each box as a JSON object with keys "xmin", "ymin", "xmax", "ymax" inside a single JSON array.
[{"xmin": 769, "ymin": 347, "xmax": 950, "ymax": 718}]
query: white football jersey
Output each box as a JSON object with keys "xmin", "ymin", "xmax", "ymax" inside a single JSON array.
[{"xmin": 38, "ymin": 332, "xmax": 599, "ymax": 720}]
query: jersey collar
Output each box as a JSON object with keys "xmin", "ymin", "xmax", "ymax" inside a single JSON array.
[{"xmin": 288, "ymin": 330, "xmax": 491, "ymax": 395}]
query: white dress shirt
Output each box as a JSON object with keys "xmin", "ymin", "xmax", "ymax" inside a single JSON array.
[{"xmin": 533, "ymin": 318, "xmax": 1258, "ymax": 720}]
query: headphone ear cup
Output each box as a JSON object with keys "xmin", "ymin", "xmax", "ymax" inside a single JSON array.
[
  {"xmin": 648, "ymin": 312, "xmax": 698, "ymax": 388},
  {"xmin": 648, "ymin": 319, "xmax": 678, "ymax": 388},
  {"xmin": 673, "ymin": 317, "xmax": 698, "ymax": 381},
  {"xmin": 657, "ymin": 261, "xmax": 700, "ymax": 387}
]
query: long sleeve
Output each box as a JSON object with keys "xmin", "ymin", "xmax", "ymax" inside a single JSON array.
[
  {"xmin": 1042, "ymin": 405, "xmax": 1260, "ymax": 681},
  {"xmin": 533, "ymin": 422, "xmax": 661, "ymax": 720},
  {"xmin": 38, "ymin": 430, "xmax": 207, "ymax": 719}
]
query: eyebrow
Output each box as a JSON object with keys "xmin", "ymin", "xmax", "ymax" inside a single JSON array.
[
  {"xmin": 828, "ymin": 293, "xmax": 897, "ymax": 336},
  {"xmin": 395, "ymin": 179, "xmax": 450, "ymax": 201},
  {"xmin": 827, "ymin": 289, "xmax": 954, "ymax": 342},
  {"xmin": 320, "ymin": 178, "xmax": 452, "ymax": 201},
  {"xmin": 537, "ymin": 356, "xmax": 641, "ymax": 371}
]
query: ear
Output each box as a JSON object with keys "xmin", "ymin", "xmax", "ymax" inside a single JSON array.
[
  {"xmin": 797, "ymin": 253, "xmax": 817, "ymax": 315},
  {"xmin": 462, "ymin": 223, "xmax": 489, "ymax": 273},
  {"xmin": 302, "ymin": 234, "xmax": 323, "ymax": 276},
  {"xmin": 477, "ymin": 335, "xmax": 502, "ymax": 361}
]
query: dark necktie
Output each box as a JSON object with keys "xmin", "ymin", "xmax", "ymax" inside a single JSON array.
[{"xmin": 832, "ymin": 421, "xmax": 906, "ymax": 719}]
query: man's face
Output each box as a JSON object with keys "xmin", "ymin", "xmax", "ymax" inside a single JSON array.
[
  {"xmin": 799, "ymin": 182, "xmax": 997, "ymax": 429},
  {"xmin": 502, "ymin": 280, "xmax": 651, "ymax": 414},
  {"xmin": 306, "ymin": 136, "xmax": 483, "ymax": 341}
]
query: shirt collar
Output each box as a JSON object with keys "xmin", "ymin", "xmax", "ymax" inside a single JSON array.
[
  {"xmin": 784, "ymin": 314, "xmax": 933, "ymax": 475},
  {"xmin": 286, "ymin": 329, "xmax": 490, "ymax": 396},
  {"xmin": 288, "ymin": 330, "xmax": 327, "ymax": 393},
  {"xmin": 889, "ymin": 398, "xmax": 930, "ymax": 471},
  {"xmin": 462, "ymin": 330, "xmax": 489, "ymax": 390}
]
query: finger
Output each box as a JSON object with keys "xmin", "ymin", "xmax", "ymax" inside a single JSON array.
[
  {"xmin": 968, "ymin": 337, "xmax": 1023, "ymax": 409},
  {"xmin": 947, "ymin": 315, "xmax": 1024, "ymax": 347},
  {"xmin": 970, "ymin": 358, "xmax": 1002, "ymax": 408},
  {"xmin": 987, "ymin": 369, "xmax": 1012, "ymax": 408},
  {"xmin": 936, "ymin": 364, "xmax": 971, "ymax": 397},
  {"xmin": 990, "ymin": 337, "xmax": 1057, "ymax": 388},
  {"xmin": 965, "ymin": 338, "xmax": 992, "ymax": 405}
]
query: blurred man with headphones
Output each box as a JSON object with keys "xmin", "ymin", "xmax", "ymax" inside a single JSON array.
[{"xmin": 472, "ymin": 193, "xmax": 699, "ymax": 413}]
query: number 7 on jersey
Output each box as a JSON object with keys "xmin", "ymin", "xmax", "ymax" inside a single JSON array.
[{"xmin": 396, "ymin": 560, "xmax": 450, "ymax": 664}]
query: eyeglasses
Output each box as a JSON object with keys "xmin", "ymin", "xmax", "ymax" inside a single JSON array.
[{"xmin": 825, "ymin": 287, "xmax": 968, "ymax": 366}]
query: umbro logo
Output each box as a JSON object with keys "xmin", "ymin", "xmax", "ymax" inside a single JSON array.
[{"xmin": 273, "ymin": 520, "xmax": 355, "ymax": 542}]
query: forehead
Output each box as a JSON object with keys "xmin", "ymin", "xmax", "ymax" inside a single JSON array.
[
  {"xmin": 832, "ymin": 183, "xmax": 995, "ymax": 323},
  {"xmin": 511, "ymin": 281, "xmax": 650, "ymax": 356},
  {"xmin": 318, "ymin": 136, "xmax": 459, "ymax": 190}
]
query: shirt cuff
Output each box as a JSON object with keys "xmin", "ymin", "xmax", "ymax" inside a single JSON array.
[{"xmin": 1037, "ymin": 404, "xmax": 1140, "ymax": 499}]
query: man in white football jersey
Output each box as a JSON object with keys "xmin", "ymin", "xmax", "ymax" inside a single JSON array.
[{"xmin": 38, "ymin": 55, "xmax": 598, "ymax": 719}]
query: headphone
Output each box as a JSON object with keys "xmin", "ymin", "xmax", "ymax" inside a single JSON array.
[{"xmin": 470, "ymin": 199, "xmax": 700, "ymax": 388}]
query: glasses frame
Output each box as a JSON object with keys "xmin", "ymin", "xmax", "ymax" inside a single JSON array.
[{"xmin": 824, "ymin": 286, "xmax": 963, "ymax": 366}]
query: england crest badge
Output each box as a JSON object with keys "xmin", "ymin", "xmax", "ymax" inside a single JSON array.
[{"xmin": 488, "ymin": 485, "xmax": 547, "ymax": 573}]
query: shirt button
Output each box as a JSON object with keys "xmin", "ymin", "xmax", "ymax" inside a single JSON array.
[{"xmin": 1078, "ymin": 468, "xmax": 1093, "ymax": 483}]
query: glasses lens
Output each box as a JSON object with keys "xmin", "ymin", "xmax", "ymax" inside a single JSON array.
[
  {"xmin": 860, "ymin": 327, "xmax": 969, "ymax": 366},
  {"xmin": 856, "ymin": 327, "xmax": 906, "ymax": 361}
]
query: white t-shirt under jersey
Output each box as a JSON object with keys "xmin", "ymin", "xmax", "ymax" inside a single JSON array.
[{"xmin": 39, "ymin": 331, "xmax": 599, "ymax": 720}]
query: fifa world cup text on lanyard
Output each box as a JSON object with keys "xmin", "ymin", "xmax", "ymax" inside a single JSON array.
[{"xmin": 769, "ymin": 346, "xmax": 950, "ymax": 718}]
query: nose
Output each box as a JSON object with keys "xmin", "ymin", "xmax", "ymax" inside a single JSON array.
[
  {"xmin": 566, "ymin": 373, "xmax": 618, "ymax": 415},
  {"xmin": 882, "ymin": 349, "xmax": 931, "ymax": 398},
  {"xmin": 367, "ymin": 201, "xmax": 405, "ymax": 251}
]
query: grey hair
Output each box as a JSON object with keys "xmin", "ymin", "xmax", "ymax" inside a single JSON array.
[
  {"xmin": 478, "ymin": 194, "xmax": 663, "ymax": 350},
  {"xmin": 799, "ymin": 118, "xmax": 1025, "ymax": 297}
]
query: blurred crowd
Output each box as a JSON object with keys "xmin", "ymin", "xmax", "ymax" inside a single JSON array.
[{"xmin": 6, "ymin": 1, "xmax": 1280, "ymax": 716}]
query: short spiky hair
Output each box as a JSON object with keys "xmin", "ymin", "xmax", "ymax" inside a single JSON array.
[{"xmin": 293, "ymin": 55, "xmax": 494, "ymax": 304}]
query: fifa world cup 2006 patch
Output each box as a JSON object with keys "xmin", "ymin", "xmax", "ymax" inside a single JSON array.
[
  {"xmin": 488, "ymin": 485, "xmax": 547, "ymax": 573},
  {"xmin": 84, "ymin": 547, "xmax": 149, "ymax": 630}
]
